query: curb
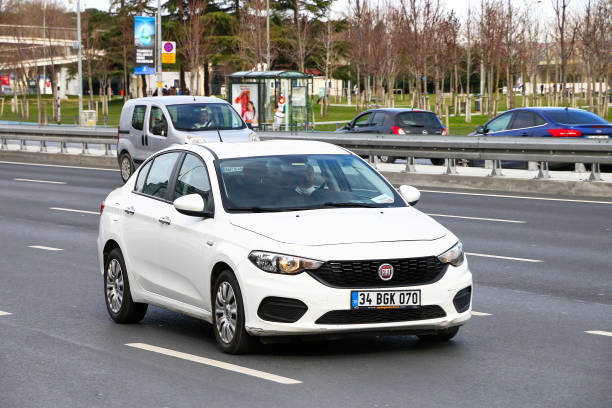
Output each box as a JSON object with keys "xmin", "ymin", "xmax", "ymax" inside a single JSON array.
[
  {"xmin": 381, "ymin": 171, "xmax": 612, "ymax": 198},
  {"xmin": 0, "ymin": 151, "xmax": 118, "ymax": 169}
]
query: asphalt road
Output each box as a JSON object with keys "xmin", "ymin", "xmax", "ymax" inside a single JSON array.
[{"xmin": 1, "ymin": 160, "xmax": 611, "ymax": 408}]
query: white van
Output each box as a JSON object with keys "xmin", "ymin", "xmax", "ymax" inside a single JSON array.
[{"xmin": 117, "ymin": 96, "xmax": 258, "ymax": 182}]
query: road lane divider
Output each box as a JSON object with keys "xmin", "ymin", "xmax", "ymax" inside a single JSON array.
[
  {"xmin": 471, "ymin": 311, "xmax": 492, "ymax": 316},
  {"xmin": 466, "ymin": 252, "xmax": 543, "ymax": 263},
  {"xmin": 585, "ymin": 330, "xmax": 612, "ymax": 337},
  {"xmin": 125, "ymin": 343, "xmax": 301, "ymax": 385},
  {"xmin": 420, "ymin": 190, "xmax": 612, "ymax": 205},
  {"xmin": 426, "ymin": 213, "xmax": 525, "ymax": 224},
  {"xmin": 28, "ymin": 245, "xmax": 63, "ymax": 251},
  {"xmin": 50, "ymin": 207, "xmax": 99, "ymax": 215},
  {"xmin": 14, "ymin": 178, "xmax": 66, "ymax": 185},
  {"xmin": 0, "ymin": 311, "xmax": 12, "ymax": 316}
]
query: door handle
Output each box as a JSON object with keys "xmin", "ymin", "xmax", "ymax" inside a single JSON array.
[
  {"xmin": 141, "ymin": 134, "xmax": 145, "ymax": 145},
  {"xmin": 521, "ymin": 133, "xmax": 528, "ymax": 136},
  {"xmin": 124, "ymin": 206, "xmax": 135, "ymax": 215},
  {"xmin": 158, "ymin": 216, "xmax": 171, "ymax": 225},
  {"xmin": 145, "ymin": 134, "xmax": 149, "ymax": 145}
]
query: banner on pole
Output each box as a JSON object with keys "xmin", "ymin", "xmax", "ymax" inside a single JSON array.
[
  {"xmin": 134, "ymin": 16, "xmax": 156, "ymax": 75},
  {"xmin": 162, "ymin": 41, "xmax": 176, "ymax": 64}
]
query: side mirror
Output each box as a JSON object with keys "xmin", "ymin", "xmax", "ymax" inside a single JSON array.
[
  {"xmin": 173, "ymin": 193, "xmax": 213, "ymax": 217},
  {"xmin": 399, "ymin": 185, "xmax": 420, "ymax": 206},
  {"xmin": 475, "ymin": 126, "xmax": 488, "ymax": 134},
  {"xmin": 247, "ymin": 123, "xmax": 253, "ymax": 130}
]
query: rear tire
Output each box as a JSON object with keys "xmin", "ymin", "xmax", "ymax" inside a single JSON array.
[
  {"xmin": 212, "ymin": 270, "xmax": 258, "ymax": 354},
  {"xmin": 417, "ymin": 326, "xmax": 460, "ymax": 342},
  {"xmin": 104, "ymin": 248, "xmax": 148, "ymax": 324},
  {"xmin": 379, "ymin": 156, "xmax": 396, "ymax": 164},
  {"xmin": 430, "ymin": 158, "xmax": 445, "ymax": 166},
  {"xmin": 119, "ymin": 152, "xmax": 134, "ymax": 183}
]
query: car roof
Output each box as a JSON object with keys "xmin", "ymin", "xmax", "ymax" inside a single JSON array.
[
  {"xmin": 191, "ymin": 140, "xmax": 349, "ymax": 160},
  {"xmin": 365, "ymin": 108, "xmax": 436, "ymax": 114},
  {"xmin": 127, "ymin": 96, "xmax": 228, "ymax": 105},
  {"xmin": 506, "ymin": 107, "xmax": 590, "ymax": 113}
]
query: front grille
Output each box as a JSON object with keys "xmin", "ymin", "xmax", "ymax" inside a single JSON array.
[
  {"xmin": 315, "ymin": 305, "xmax": 446, "ymax": 325},
  {"xmin": 308, "ymin": 257, "xmax": 447, "ymax": 288}
]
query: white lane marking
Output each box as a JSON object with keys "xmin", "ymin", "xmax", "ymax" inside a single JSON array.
[
  {"xmin": 420, "ymin": 190, "xmax": 612, "ymax": 205},
  {"xmin": 0, "ymin": 160, "xmax": 118, "ymax": 172},
  {"xmin": 426, "ymin": 213, "xmax": 525, "ymax": 224},
  {"xmin": 14, "ymin": 178, "xmax": 66, "ymax": 185},
  {"xmin": 0, "ymin": 311, "xmax": 12, "ymax": 316},
  {"xmin": 466, "ymin": 252, "xmax": 543, "ymax": 263},
  {"xmin": 28, "ymin": 245, "xmax": 63, "ymax": 251},
  {"xmin": 472, "ymin": 311, "xmax": 492, "ymax": 316},
  {"xmin": 50, "ymin": 207, "xmax": 99, "ymax": 215},
  {"xmin": 126, "ymin": 343, "xmax": 301, "ymax": 385},
  {"xmin": 585, "ymin": 330, "xmax": 612, "ymax": 337}
]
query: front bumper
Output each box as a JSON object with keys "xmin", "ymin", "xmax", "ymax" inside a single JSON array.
[{"xmin": 237, "ymin": 258, "xmax": 472, "ymax": 336}]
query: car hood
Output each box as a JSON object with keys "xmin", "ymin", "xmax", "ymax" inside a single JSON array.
[
  {"xmin": 229, "ymin": 207, "xmax": 447, "ymax": 246},
  {"xmin": 173, "ymin": 128, "xmax": 252, "ymax": 143}
]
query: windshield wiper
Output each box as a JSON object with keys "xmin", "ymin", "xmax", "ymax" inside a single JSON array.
[
  {"xmin": 226, "ymin": 206, "xmax": 283, "ymax": 212},
  {"xmin": 322, "ymin": 202, "xmax": 379, "ymax": 208}
]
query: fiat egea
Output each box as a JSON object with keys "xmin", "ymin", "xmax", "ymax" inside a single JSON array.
[{"xmin": 97, "ymin": 140, "xmax": 472, "ymax": 353}]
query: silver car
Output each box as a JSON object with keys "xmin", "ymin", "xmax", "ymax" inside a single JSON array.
[{"xmin": 117, "ymin": 96, "xmax": 258, "ymax": 182}]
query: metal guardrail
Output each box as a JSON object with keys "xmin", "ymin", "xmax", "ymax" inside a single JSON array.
[{"xmin": 0, "ymin": 125, "xmax": 610, "ymax": 181}]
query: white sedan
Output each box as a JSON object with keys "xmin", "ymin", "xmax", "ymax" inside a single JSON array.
[{"xmin": 98, "ymin": 140, "xmax": 472, "ymax": 353}]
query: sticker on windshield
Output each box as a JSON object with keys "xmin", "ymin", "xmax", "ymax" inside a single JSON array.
[
  {"xmin": 371, "ymin": 194, "xmax": 394, "ymax": 204},
  {"xmin": 221, "ymin": 166, "xmax": 243, "ymax": 173}
]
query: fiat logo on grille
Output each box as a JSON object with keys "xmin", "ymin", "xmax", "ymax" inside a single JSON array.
[{"xmin": 378, "ymin": 263, "xmax": 394, "ymax": 281}]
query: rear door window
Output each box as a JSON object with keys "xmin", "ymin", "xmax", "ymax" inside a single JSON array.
[
  {"xmin": 134, "ymin": 160, "xmax": 153, "ymax": 192},
  {"xmin": 371, "ymin": 112, "xmax": 386, "ymax": 126},
  {"xmin": 509, "ymin": 111, "xmax": 537, "ymax": 129},
  {"xmin": 132, "ymin": 105, "xmax": 147, "ymax": 130},
  {"xmin": 142, "ymin": 152, "xmax": 181, "ymax": 200}
]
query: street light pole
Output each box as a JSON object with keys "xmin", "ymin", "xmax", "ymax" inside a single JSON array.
[
  {"xmin": 76, "ymin": 0, "xmax": 83, "ymax": 124},
  {"xmin": 157, "ymin": 0, "xmax": 162, "ymax": 94},
  {"xmin": 266, "ymin": 0, "xmax": 270, "ymax": 70}
]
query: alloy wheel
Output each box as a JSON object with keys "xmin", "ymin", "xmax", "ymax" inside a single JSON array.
[
  {"xmin": 106, "ymin": 258, "xmax": 124, "ymax": 314},
  {"xmin": 214, "ymin": 282, "xmax": 237, "ymax": 344},
  {"xmin": 120, "ymin": 157, "xmax": 131, "ymax": 181}
]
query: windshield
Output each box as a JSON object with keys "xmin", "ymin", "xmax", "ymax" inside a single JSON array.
[
  {"xmin": 166, "ymin": 103, "xmax": 246, "ymax": 131},
  {"xmin": 545, "ymin": 109, "xmax": 610, "ymax": 125},
  {"xmin": 218, "ymin": 154, "xmax": 405, "ymax": 212}
]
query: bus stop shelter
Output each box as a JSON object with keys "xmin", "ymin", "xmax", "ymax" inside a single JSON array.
[{"xmin": 228, "ymin": 70, "xmax": 313, "ymax": 131}]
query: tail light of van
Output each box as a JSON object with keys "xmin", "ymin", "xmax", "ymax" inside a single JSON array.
[
  {"xmin": 391, "ymin": 126, "xmax": 406, "ymax": 135},
  {"xmin": 441, "ymin": 128, "xmax": 448, "ymax": 136},
  {"xmin": 548, "ymin": 128, "xmax": 582, "ymax": 137},
  {"xmin": 100, "ymin": 201, "xmax": 105, "ymax": 214}
]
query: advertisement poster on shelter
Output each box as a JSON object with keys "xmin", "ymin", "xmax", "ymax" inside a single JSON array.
[{"xmin": 232, "ymin": 84, "xmax": 258, "ymax": 127}]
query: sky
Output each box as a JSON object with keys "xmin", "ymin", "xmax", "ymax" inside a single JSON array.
[{"xmin": 64, "ymin": 0, "xmax": 583, "ymax": 22}]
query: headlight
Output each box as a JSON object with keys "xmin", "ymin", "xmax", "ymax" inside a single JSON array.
[
  {"xmin": 438, "ymin": 241, "xmax": 465, "ymax": 267},
  {"xmin": 249, "ymin": 132, "xmax": 260, "ymax": 142},
  {"xmin": 248, "ymin": 251, "xmax": 323, "ymax": 274}
]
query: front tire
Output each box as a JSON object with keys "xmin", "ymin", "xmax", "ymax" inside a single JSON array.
[
  {"xmin": 379, "ymin": 156, "xmax": 396, "ymax": 164},
  {"xmin": 104, "ymin": 248, "xmax": 148, "ymax": 324},
  {"xmin": 119, "ymin": 152, "xmax": 134, "ymax": 183},
  {"xmin": 212, "ymin": 270, "xmax": 258, "ymax": 354},
  {"xmin": 417, "ymin": 326, "xmax": 460, "ymax": 342},
  {"xmin": 430, "ymin": 158, "xmax": 445, "ymax": 166}
]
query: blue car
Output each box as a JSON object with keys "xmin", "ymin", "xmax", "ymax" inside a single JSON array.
[{"xmin": 474, "ymin": 107, "xmax": 611, "ymax": 138}]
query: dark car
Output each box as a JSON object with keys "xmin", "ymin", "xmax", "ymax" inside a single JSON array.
[
  {"xmin": 337, "ymin": 108, "xmax": 447, "ymax": 163},
  {"xmin": 474, "ymin": 107, "xmax": 612, "ymax": 138}
]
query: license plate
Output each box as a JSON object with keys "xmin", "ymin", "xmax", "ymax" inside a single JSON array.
[{"xmin": 351, "ymin": 290, "xmax": 421, "ymax": 309}]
